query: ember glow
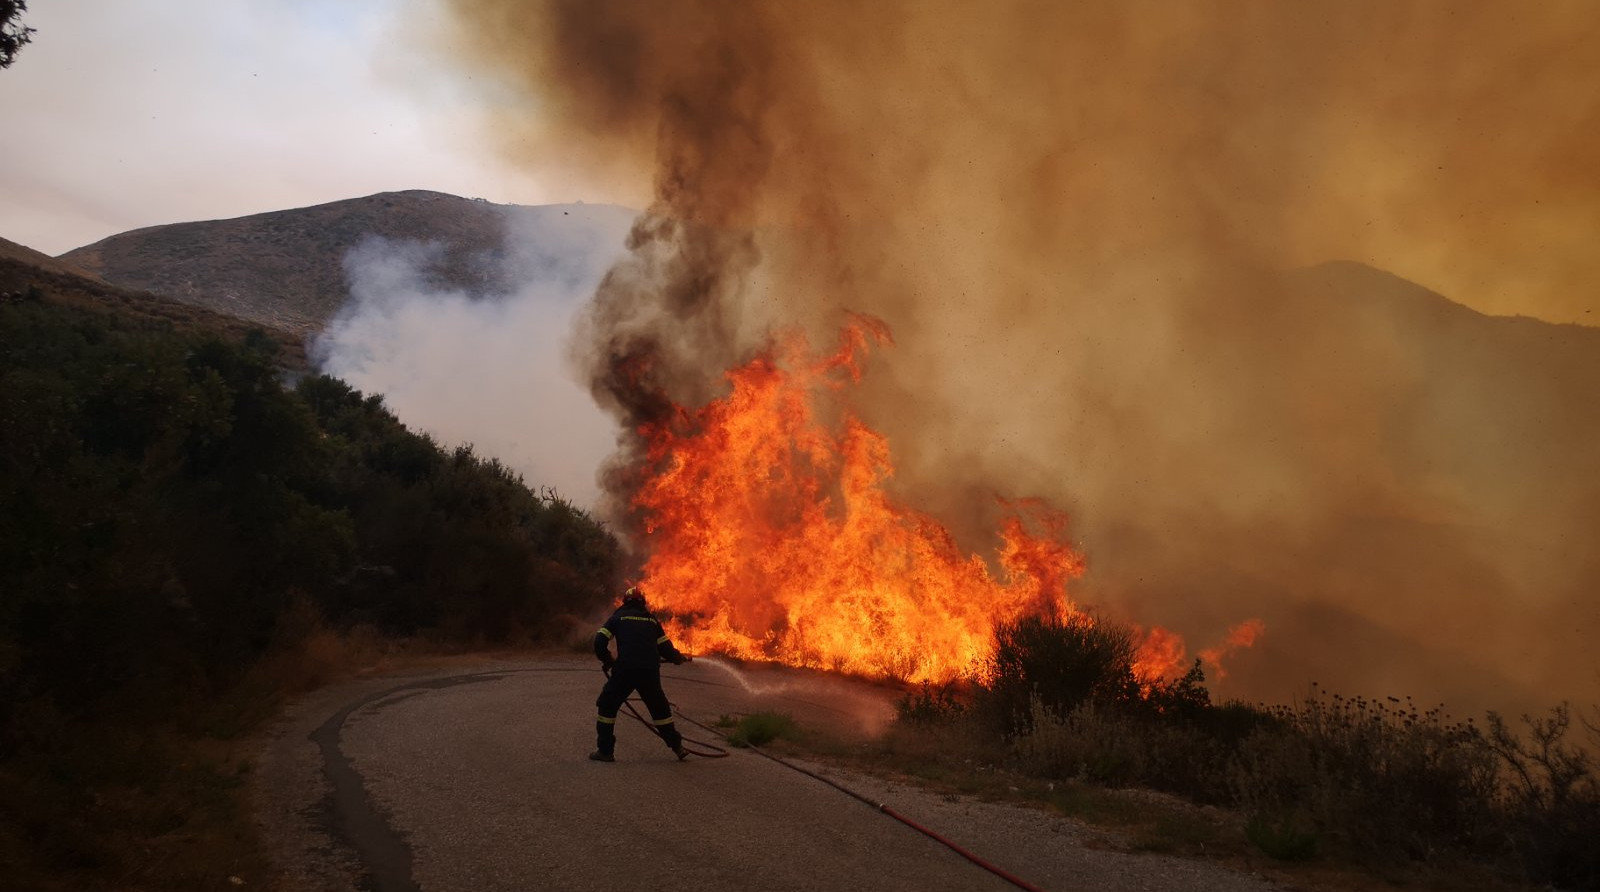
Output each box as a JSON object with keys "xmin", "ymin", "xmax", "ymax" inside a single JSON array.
[{"xmin": 632, "ymin": 314, "xmax": 1245, "ymax": 683}]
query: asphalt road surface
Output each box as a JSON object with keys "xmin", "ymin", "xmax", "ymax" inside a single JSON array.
[{"xmin": 252, "ymin": 655, "xmax": 1281, "ymax": 891}]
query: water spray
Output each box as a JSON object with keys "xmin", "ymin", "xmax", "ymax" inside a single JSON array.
[{"xmin": 692, "ymin": 654, "xmax": 796, "ymax": 697}]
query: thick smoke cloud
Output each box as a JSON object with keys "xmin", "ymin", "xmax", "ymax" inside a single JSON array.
[
  {"xmin": 314, "ymin": 205, "xmax": 634, "ymax": 508},
  {"xmin": 434, "ymin": 1, "xmax": 1600, "ymax": 712}
]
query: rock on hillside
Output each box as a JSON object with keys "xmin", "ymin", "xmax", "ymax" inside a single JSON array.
[{"xmin": 59, "ymin": 191, "xmax": 636, "ymax": 336}]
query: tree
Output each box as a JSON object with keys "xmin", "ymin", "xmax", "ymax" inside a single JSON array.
[{"xmin": 1, "ymin": 0, "xmax": 33, "ymax": 70}]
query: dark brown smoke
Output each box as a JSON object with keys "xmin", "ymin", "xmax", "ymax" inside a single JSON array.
[{"xmin": 436, "ymin": 0, "xmax": 1600, "ymax": 712}]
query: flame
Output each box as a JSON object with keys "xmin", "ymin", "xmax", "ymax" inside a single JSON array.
[
  {"xmin": 1198, "ymin": 619, "xmax": 1268, "ymax": 680},
  {"xmin": 1132, "ymin": 626, "xmax": 1188, "ymax": 683},
  {"xmin": 633, "ymin": 316, "xmax": 1256, "ymax": 683}
]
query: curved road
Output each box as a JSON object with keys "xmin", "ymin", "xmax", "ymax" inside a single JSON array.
[{"xmin": 252, "ymin": 656, "xmax": 1280, "ymax": 891}]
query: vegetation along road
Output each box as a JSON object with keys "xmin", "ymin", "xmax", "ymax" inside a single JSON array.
[{"xmin": 252, "ymin": 655, "xmax": 1280, "ymax": 891}]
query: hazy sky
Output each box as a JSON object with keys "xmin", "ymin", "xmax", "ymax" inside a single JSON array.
[
  {"xmin": 4, "ymin": 2, "xmax": 1596, "ymax": 328},
  {"xmin": 0, "ymin": 0, "xmax": 622, "ymax": 256}
]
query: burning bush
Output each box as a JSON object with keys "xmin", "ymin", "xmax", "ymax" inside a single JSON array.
[
  {"xmin": 628, "ymin": 319, "xmax": 1260, "ymax": 687},
  {"xmin": 978, "ymin": 613, "xmax": 1141, "ymax": 733}
]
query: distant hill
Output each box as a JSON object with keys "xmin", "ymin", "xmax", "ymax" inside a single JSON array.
[
  {"xmin": 1072, "ymin": 260, "xmax": 1600, "ymax": 712},
  {"xmin": 59, "ymin": 191, "xmax": 636, "ymax": 336}
]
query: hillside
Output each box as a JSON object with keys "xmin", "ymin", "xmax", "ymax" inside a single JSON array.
[
  {"xmin": 1, "ymin": 235, "xmax": 308, "ymax": 370},
  {"xmin": 28, "ymin": 193, "xmax": 1600, "ymax": 715},
  {"xmin": 1076, "ymin": 259, "xmax": 1600, "ymax": 712},
  {"xmin": 0, "ymin": 259, "xmax": 622, "ymax": 891},
  {"xmin": 59, "ymin": 191, "xmax": 636, "ymax": 336}
]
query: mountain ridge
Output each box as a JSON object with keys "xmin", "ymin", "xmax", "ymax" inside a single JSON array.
[{"xmin": 58, "ymin": 190, "xmax": 636, "ymax": 336}]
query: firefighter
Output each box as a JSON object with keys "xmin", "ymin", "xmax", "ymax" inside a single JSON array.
[{"xmin": 591, "ymin": 586, "xmax": 692, "ymax": 762}]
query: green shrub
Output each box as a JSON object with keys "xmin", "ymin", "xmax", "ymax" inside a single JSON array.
[
  {"xmin": 0, "ymin": 297, "xmax": 620, "ymax": 742},
  {"xmin": 727, "ymin": 712, "xmax": 797, "ymax": 747},
  {"xmin": 1245, "ymin": 816, "xmax": 1319, "ymax": 861},
  {"xmin": 0, "ymin": 290, "xmax": 627, "ymax": 890}
]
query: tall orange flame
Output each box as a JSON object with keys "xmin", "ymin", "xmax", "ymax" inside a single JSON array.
[{"xmin": 634, "ymin": 316, "xmax": 1250, "ymax": 683}]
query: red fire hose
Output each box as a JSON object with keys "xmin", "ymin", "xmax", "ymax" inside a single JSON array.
[
  {"xmin": 612, "ymin": 664, "xmax": 1046, "ymax": 892},
  {"xmin": 617, "ymin": 694, "xmax": 730, "ymax": 758},
  {"xmin": 737, "ymin": 742, "xmax": 1047, "ymax": 892}
]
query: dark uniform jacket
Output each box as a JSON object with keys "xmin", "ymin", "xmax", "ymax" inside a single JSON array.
[{"xmin": 594, "ymin": 603, "xmax": 687, "ymax": 671}]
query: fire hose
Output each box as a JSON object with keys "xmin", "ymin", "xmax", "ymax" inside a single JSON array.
[
  {"xmin": 613, "ymin": 663, "xmax": 1046, "ymax": 892},
  {"xmin": 606, "ymin": 662, "xmax": 730, "ymax": 758}
]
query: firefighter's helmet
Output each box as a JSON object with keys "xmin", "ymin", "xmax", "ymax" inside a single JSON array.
[{"xmin": 622, "ymin": 586, "xmax": 646, "ymax": 608}]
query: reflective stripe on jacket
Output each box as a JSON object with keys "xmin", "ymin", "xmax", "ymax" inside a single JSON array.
[{"xmin": 594, "ymin": 604, "xmax": 686, "ymax": 669}]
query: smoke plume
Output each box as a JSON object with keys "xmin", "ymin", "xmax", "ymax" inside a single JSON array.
[
  {"xmin": 313, "ymin": 204, "xmax": 634, "ymax": 507},
  {"xmin": 433, "ymin": 1, "xmax": 1600, "ymax": 712}
]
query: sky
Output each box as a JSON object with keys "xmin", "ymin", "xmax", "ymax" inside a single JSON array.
[
  {"xmin": 2, "ymin": 3, "xmax": 1595, "ymax": 327},
  {"xmin": 0, "ymin": 0, "xmax": 634, "ymax": 256},
  {"xmin": 0, "ymin": 1, "xmax": 637, "ymax": 509}
]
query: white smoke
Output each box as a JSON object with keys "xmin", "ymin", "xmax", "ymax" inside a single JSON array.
[{"xmin": 311, "ymin": 204, "xmax": 635, "ymax": 509}]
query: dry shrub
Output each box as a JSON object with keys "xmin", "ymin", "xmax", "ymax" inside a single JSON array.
[
  {"xmin": 1012, "ymin": 697, "xmax": 1256, "ymax": 803},
  {"xmin": 893, "ymin": 609, "xmax": 1600, "ymax": 886},
  {"xmin": 896, "ymin": 681, "xmax": 967, "ymax": 725},
  {"xmin": 1229, "ymin": 689, "xmax": 1501, "ymax": 865},
  {"xmin": 1014, "ymin": 698, "xmax": 1142, "ymax": 786},
  {"xmin": 1009, "ymin": 686, "xmax": 1600, "ymax": 883},
  {"xmin": 205, "ymin": 596, "xmax": 389, "ymax": 738},
  {"xmin": 1484, "ymin": 705, "xmax": 1600, "ymax": 888}
]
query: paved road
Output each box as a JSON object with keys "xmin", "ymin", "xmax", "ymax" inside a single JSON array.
[{"xmin": 252, "ymin": 656, "xmax": 1280, "ymax": 891}]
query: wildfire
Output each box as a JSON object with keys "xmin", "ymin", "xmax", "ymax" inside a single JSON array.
[
  {"xmin": 634, "ymin": 315, "xmax": 1251, "ymax": 684},
  {"xmin": 1198, "ymin": 618, "xmax": 1267, "ymax": 680}
]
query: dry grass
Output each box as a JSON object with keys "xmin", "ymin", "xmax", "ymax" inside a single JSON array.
[
  {"xmin": 781, "ymin": 615, "xmax": 1599, "ymax": 890},
  {"xmin": 789, "ymin": 702, "xmax": 1534, "ymax": 891},
  {"xmin": 0, "ymin": 605, "xmax": 421, "ymax": 891}
]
